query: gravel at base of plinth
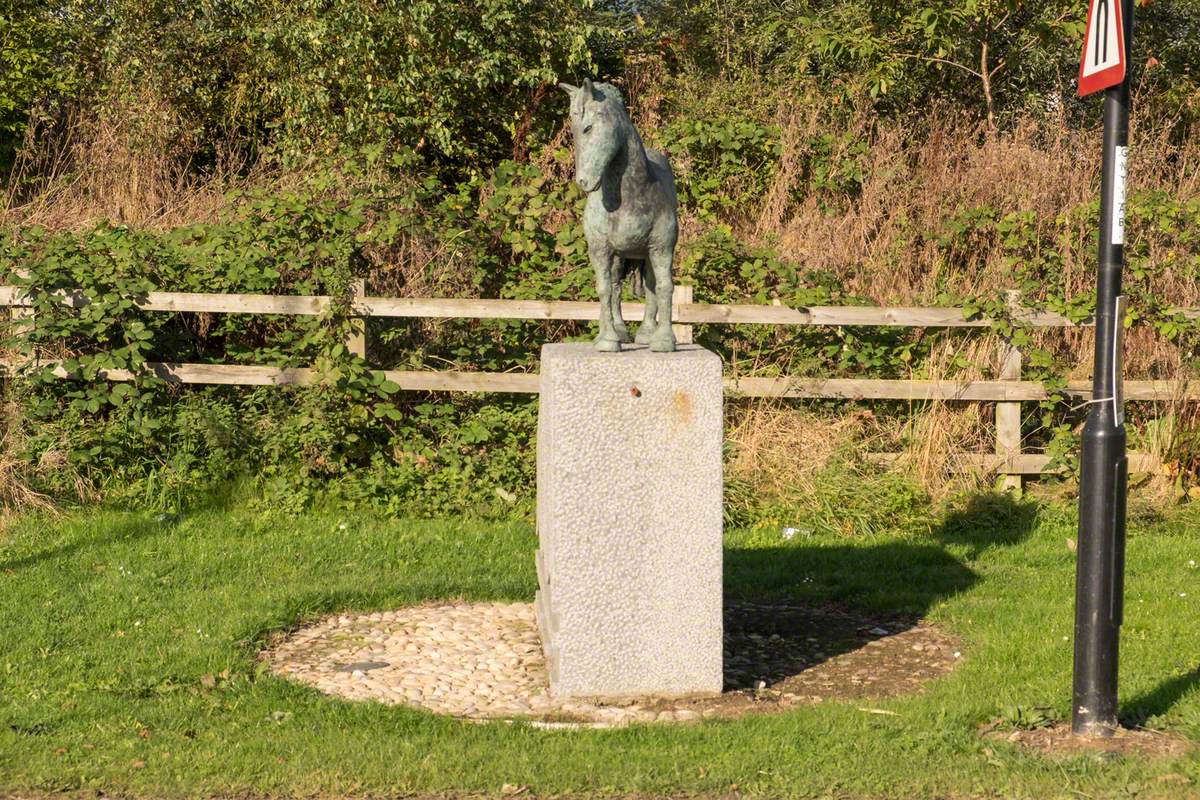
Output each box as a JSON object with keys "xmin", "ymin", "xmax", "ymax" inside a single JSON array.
[{"xmin": 265, "ymin": 600, "xmax": 961, "ymax": 728}]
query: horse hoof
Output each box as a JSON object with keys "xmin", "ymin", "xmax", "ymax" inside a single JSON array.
[
  {"xmin": 634, "ymin": 325, "xmax": 655, "ymax": 344},
  {"xmin": 594, "ymin": 337, "xmax": 622, "ymax": 353},
  {"xmin": 649, "ymin": 333, "xmax": 676, "ymax": 353},
  {"xmin": 613, "ymin": 326, "xmax": 633, "ymax": 344}
]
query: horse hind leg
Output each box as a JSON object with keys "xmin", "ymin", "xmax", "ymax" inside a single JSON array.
[
  {"xmin": 647, "ymin": 247, "xmax": 676, "ymax": 353},
  {"xmin": 610, "ymin": 255, "xmax": 632, "ymax": 344},
  {"xmin": 635, "ymin": 260, "xmax": 658, "ymax": 345}
]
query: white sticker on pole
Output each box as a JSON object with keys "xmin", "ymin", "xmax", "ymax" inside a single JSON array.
[
  {"xmin": 1112, "ymin": 295, "xmax": 1125, "ymax": 427},
  {"xmin": 1112, "ymin": 146, "xmax": 1127, "ymax": 245}
]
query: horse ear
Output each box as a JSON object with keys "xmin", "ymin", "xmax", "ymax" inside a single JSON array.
[
  {"xmin": 582, "ymin": 78, "xmax": 595, "ymax": 98},
  {"xmin": 558, "ymin": 82, "xmax": 578, "ymax": 96}
]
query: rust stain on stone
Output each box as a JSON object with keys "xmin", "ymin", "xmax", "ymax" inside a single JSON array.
[{"xmin": 671, "ymin": 390, "xmax": 693, "ymax": 424}]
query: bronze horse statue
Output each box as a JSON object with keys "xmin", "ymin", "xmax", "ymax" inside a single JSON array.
[{"xmin": 559, "ymin": 79, "xmax": 679, "ymax": 352}]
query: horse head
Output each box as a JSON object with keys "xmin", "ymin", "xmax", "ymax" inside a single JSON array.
[{"xmin": 559, "ymin": 79, "xmax": 626, "ymax": 194}]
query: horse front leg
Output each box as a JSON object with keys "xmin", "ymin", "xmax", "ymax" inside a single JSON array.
[
  {"xmin": 591, "ymin": 245, "xmax": 621, "ymax": 352},
  {"xmin": 647, "ymin": 246, "xmax": 676, "ymax": 353},
  {"xmin": 610, "ymin": 255, "xmax": 632, "ymax": 344},
  {"xmin": 635, "ymin": 261, "xmax": 658, "ymax": 345}
]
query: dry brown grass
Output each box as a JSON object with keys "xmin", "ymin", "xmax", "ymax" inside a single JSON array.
[
  {"xmin": 887, "ymin": 337, "xmax": 995, "ymax": 495},
  {"xmin": 716, "ymin": 106, "xmax": 1200, "ymax": 495},
  {"xmin": 758, "ymin": 112, "xmax": 1094, "ymax": 304},
  {"xmin": 0, "ymin": 438, "xmax": 56, "ymax": 520},
  {"xmin": 725, "ymin": 395, "xmax": 993, "ymax": 507},
  {"xmin": 0, "ymin": 400, "xmax": 98, "ymax": 522},
  {"xmin": 725, "ymin": 401, "xmax": 871, "ymax": 503},
  {"xmin": 748, "ymin": 108, "xmax": 1200, "ymax": 312},
  {"xmin": 3, "ymin": 84, "xmax": 243, "ymax": 231}
]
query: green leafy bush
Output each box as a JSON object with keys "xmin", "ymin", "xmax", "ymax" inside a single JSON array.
[{"xmin": 6, "ymin": 149, "xmax": 1200, "ymax": 514}]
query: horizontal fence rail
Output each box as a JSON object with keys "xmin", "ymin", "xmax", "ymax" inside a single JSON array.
[
  {"xmin": 4, "ymin": 285, "xmax": 1197, "ymax": 485},
  {"xmin": 4, "ymin": 286, "xmax": 1200, "ymax": 327},
  {"xmin": 25, "ymin": 362, "xmax": 1193, "ymax": 403}
]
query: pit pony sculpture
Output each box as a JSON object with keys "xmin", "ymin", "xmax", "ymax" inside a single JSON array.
[{"xmin": 559, "ymin": 79, "xmax": 679, "ymax": 352}]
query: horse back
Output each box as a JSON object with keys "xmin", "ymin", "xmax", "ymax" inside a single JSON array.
[{"xmin": 645, "ymin": 148, "xmax": 677, "ymax": 209}]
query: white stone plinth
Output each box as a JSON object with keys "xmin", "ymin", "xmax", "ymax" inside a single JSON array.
[{"xmin": 535, "ymin": 343, "xmax": 723, "ymax": 700}]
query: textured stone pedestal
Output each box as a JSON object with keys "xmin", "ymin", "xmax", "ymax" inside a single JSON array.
[{"xmin": 535, "ymin": 343, "xmax": 723, "ymax": 700}]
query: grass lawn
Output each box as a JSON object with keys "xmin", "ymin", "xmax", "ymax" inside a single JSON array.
[{"xmin": 1, "ymin": 491, "xmax": 1199, "ymax": 799}]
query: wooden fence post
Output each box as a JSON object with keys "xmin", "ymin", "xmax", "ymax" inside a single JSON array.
[
  {"xmin": 346, "ymin": 279, "xmax": 367, "ymax": 360},
  {"xmin": 672, "ymin": 284, "xmax": 693, "ymax": 345},
  {"xmin": 10, "ymin": 271, "xmax": 33, "ymax": 351},
  {"xmin": 996, "ymin": 290, "xmax": 1023, "ymax": 494}
]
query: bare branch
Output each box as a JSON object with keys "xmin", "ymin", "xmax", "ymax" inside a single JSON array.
[{"xmin": 895, "ymin": 53, "xmax": 982, "ymax": 79}]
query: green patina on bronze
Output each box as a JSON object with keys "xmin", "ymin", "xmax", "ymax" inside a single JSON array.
[{"xmin": 559, "ymin": 79, "xmax": 679, "ymax": 353}]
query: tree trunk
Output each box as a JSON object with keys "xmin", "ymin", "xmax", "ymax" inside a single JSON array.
[{"xmin": 981, "ymin": 38, "xmax": 996, "ymax": 134}]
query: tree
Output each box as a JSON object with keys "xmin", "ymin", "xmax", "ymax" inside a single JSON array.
[
  {"xmin": 3, "ymin": 0, "xmax": 602, "ymax": 180},
  {"xmin": 775, "ymin": 0, "xmax": 1084, "ymax": 129},
  {"xmin": 636, "ymin": 0, "xmax": 1098, "ymax": 129},
  {"xmin": 0, "ymin": 0, "xmax": 80, "ymax": 176}
]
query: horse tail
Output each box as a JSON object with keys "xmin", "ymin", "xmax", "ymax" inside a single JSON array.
[{"xmin": 620, "ymin": 258, "xmax": 646, "ymax": 298}]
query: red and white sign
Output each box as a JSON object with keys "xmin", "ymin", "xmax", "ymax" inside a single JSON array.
[{"xmin": 1078, "ymin": 0, "xmax": 1126, "ymax": 96}]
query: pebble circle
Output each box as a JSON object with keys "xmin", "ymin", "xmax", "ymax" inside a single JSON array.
[{"xmin": 265, "ymin": 600, "xmax": 960, "ymax": 728}]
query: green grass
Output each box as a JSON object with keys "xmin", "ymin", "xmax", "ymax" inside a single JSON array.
[{"xmin": 1, "ymin": 491, "xmax": 1199, "ymax": 799}]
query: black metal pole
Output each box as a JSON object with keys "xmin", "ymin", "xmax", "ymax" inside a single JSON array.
[{"xmin": 1072, "ymin": 0, "xmax": 1133, "ymax": 737}]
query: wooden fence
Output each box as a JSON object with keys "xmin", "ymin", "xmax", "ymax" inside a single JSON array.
[{"xmin": 4, "ymin": 284, "xmax": 1198, "ymax": 486}]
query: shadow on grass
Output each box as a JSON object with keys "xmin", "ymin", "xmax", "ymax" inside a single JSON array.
[
  {"xmin": 721, "ymin": 491, "xmax": 1040, "ymax": 689},
  {"xmin": 0, "ymin": 516, "xmax": 164, "ymax": 572},
  {"xmin": 933, "ymin": 491, "xmax": 1040, "ymax": 559},
  {"xmin": 0, "ymin": 480, "xmax": 254, "ymax": 573},
  {"xmin": 1121, "ymin": 667, "xmax": 1200, "ymax": 727}
]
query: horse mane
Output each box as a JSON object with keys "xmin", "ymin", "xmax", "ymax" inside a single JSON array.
[
  {"xmin": 594, "ymin": 83, "xmax": 626, "ymax": 110},
  {"xmin": 593, "ymin": 83, "xmax": 647, "ymax": 168},
  {"xmin": 570, "ymin": 82, "xmax": 629, "ymax": 121}
]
